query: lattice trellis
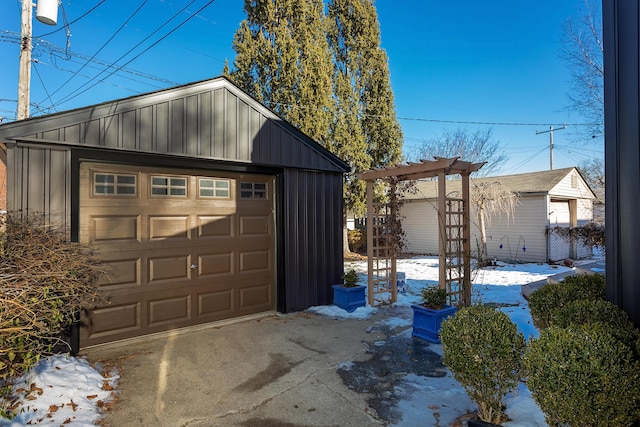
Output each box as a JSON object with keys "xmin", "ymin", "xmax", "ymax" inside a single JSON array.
[
  {"xmin": 367, "ymin": 201, "xmax": 397, "ymax": 306},
  {"xmin": 359, "ymin": 157, "xmax": 482, "ymax": 308},
  {"xmin": 441, "ymin": 196, "xmax": 468, "ymax": 307}
]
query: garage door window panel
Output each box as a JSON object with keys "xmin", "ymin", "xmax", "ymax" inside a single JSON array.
[
  {"xmin": 151, "ymin": 176, "xmax": 188, "ymax": 197},
  {"xmin": 199, "ymin": 178, "xmax": 231, "ymax": 199},
  {"xmin": 93, "ymin": 173, "xmax": 137, "ymax": 196},
  {"xmin": 240, "ymin": 182, "xmax": 267, "ymax": 199}
]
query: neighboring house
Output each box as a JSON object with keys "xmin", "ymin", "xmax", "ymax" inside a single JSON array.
[
  {"xmin": 0, "ymin": 76, "xmax": 350, "ymax": 347},
  {"xmin": 401, "ymin": 167, "xmax": 596, "ymax": 264}
]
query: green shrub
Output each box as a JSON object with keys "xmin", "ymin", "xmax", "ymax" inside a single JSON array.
[
  {"xmin": 524, "ymin": 325, "xmax": 640, "ymax": 427},
  {"xmin": 420, "ymin": 285, "xmax": 447, "ymax": 309},
  {"xmin": 0, "ymin": 214, "xmax": 106, "ymax": 416},
  {"xmin": 528, "ymin": 273, "xmax": 605, "ymax": 329},
  {"xmin": 440, "ymin": 305, "xmax": 526, "ymax": 424},
  {"xmin": 342, "ymin": 268, "xmax": 360, "ymax": 288},
  {"xmin": 553, "ymin": 299, "xmax": 640, "ymax": 358}
]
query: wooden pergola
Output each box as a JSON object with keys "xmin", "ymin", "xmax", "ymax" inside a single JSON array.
[{"xmin": 357, "ymin": 157, "xmax": 485, "ymax": 307}]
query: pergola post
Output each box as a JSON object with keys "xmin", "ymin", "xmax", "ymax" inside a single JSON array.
[
  {"xmin": 461, "ymin": 172, "xmax": 472, "ymax": 306},
  {"xmin": 437, "ymin": 170, "xmax": 447, "ymax": 291},
  {"xmin": 390, "ymin": 179, "xmax": 398, "ymax": 303},
  {"xmin": 366, "ymin": 179, "xmax": 375, "ymax": 306}
]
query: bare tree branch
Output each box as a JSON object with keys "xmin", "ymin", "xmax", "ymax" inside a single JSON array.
[
  {"xmin": 562, "ymin": 0, "xmax": 604, "ymax": 139},
  {"xmin": 408, "ymin": 128, "xmax": 507, "ymax": 177}
]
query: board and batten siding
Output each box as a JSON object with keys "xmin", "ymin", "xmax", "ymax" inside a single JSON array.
[
  {"xmin": 11, "ymin": 82, "xmax": 340, "ymax": 174},
  {"xmin": 7, "ymin": 144, "xmax": 71, "ymax": 232},
  {"xmin": 282, "ymin": 169, "xmax": 344, "ymax": 311}
]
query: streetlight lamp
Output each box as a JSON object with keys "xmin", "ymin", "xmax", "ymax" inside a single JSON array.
[{"xmin": 17, "ymin": 0, "xmax": 58, "ymax": 120}]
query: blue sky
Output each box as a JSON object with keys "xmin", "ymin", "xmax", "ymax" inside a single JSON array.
[{"xmin": 0, "ymin": 0, "xmax": 603, "ymax": 174}]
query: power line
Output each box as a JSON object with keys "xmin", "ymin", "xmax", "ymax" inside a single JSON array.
[
  {"xmin": 43, "ymin": 0, "xmax": 150, "ymax": 106},
  {"xmin": 32, "ymin": 61, "xmax": 55, "ymax": 110},
  {"xmin": 54, "ymin": 0, "xmax": 204, "ymax": 107},
  {"xmin": 33, "ymin": 0, "xmax": 107, "ymax": 38},
  {"xmin": 36, "ymin": 57, "xmax": 165, "ymax": 91},
  {"xmin": 501, "ymin": 146, "xmax": 550, "ymax": 174},
  {"xmin": 397, "ymin": 116, "xmax": 599, "ymax": 127},
  {"xmin": 1, "ymin": 31, "xmax": 180, "ymax": 86},
  {"xmin": 555, "ymin": 144, "xmax": 603, "ymax": 154},
  {"xmin": 258, "ymin": 100, "xmax": 601, "ymax": 129}
]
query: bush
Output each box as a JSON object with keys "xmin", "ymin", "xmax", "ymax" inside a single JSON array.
[
  {"xmin": 527, "ymin": 273, "xmax": 605, "ymax": 329},
  {"xmin": 524, "ymin": 325, "xmax": 640, "ymax": 427},
  {"xmin": 420, "ymin": 285, "xmax": 447, "ymax": 309},
  {"xmin": 0, "ymin": 214, "xmax": 106, "ymax": 383},
  {"xmin": 440, "ymin": 305, "xmax": 526, "ymax": 424},
  {"xmin": 347, "ymin": 229, "xmax": 366, "ymax": 253},
  {"xmin": 553, "ymin": 299, "xmax": 640, "ymax": 358},
  {"xmin": 342, "ymin": 268, "xmax": 360, "ymax": 288}
]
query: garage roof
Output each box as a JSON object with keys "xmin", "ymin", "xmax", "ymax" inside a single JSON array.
[{"xmin": 0, "ymin": 76, "xmax": 349, "ymax": 174}]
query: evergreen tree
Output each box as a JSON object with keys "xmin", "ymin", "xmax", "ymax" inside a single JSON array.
[
  {"xmin": 230, "ymin": 0, "xmax": 333, "ymax": 144},
  {"xmin": 327, "ymin": 0, "xmax": 403, "ymax": 216},
  {"xmin": 229, "ymin": 0, "xmax": 404, "ymax": 249}
]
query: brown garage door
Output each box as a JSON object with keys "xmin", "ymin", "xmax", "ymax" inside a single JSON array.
[{"xmin": 79, "ymin": 162, "xmax": 275, "ymax": 346}]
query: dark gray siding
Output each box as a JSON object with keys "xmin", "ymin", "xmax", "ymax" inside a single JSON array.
[
  {"xmin": 1, "ymin": 80, "xmax": 345, "ymax": 174},
  {"xmin": 282, "ymin": 169, "xmax": 344, "ymax": 311},
  {"xmin": 0, "ymin": 77, "xmax": 349, "ymax": 319},
  {"xmin": 603, "ymin": 0, "xmax": 640, "ymax": 326},
  {"xmin": 7, "ymin": 144, "xmax": 71, "ymax": 231}
]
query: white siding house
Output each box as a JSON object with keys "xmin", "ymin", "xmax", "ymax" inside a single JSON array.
[{"xmin": 401, "ymin": 167, "xmax": 596, "ymax": 263}]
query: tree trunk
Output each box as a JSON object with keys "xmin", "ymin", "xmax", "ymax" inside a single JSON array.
[
  {"xmin": 478, "ymin": 204, "xmax": 488, "ymax": 264},
  {"xmin": 343, "ymin": 211, "xmax": 352, "ymax": 255},
  {"xmin": 343, "ymin": 225, "xmax": 351, "ymax": 254}
]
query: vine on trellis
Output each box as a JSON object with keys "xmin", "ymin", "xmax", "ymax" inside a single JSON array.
[{"xmin": 549, "ymin": 222, "xmax": 605, "ymax": 251}]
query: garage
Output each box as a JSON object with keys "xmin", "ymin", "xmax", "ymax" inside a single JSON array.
[
  {"xmin": 79, "ymin": 163, "xmax": 275, "ymax": 345},
  {"xmin": 0, "ymin": 76, "xmax": 349, "ymax": 348}
]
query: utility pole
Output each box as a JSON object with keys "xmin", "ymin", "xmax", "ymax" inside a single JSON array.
[
  {"xmin": 16, "ymin": 0, "xmax": 57, "ymax": 120},
  {"xmin": 17, "ymin": 0, "xmax": 33, "ymax": 120},
  {"xmin": 536, "ymin": 124, "xmax": 567, "ymax": 170}
]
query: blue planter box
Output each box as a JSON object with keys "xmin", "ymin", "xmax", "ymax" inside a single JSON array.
[
  {"xmin": 332, "ymin": 284, "xmax": 366, "ymax": 312},
  {"xmin": 411, "ymin": 304, "xmax": 458, "ymax": 343}
]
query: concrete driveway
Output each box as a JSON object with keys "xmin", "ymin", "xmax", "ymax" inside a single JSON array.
[{"xmin": 83, "ymin": 305, "xmax": 448, "ymax": 427}]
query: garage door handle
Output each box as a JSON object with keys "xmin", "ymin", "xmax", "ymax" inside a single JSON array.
[{"xmin": 190, "ymin": 264, "xmax": 198, "ymax": 270}]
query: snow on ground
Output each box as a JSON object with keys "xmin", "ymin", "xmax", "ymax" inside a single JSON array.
[
  {"xmin": 0, "ymin": 255, "xmax": 587, "ymax": 426},
  {"xmin": 0, "ymin": 355, "xmax": 118, "ymax": 426}
]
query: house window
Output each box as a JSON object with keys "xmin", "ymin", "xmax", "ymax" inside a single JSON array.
[
  {"xmin": 151, "ymin": 176, "xmax": 187, "ymax": 196},
  {"xmin": 240, "ymin": 182, "xmax": 267, "ymax": 199},
  {"xmin": 199, "ymin": 178, "xmax": 230, "ymax": 199},
  {"xmin": 94, "ymin": 173, "xmax": 137, "ymax": 196}
]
